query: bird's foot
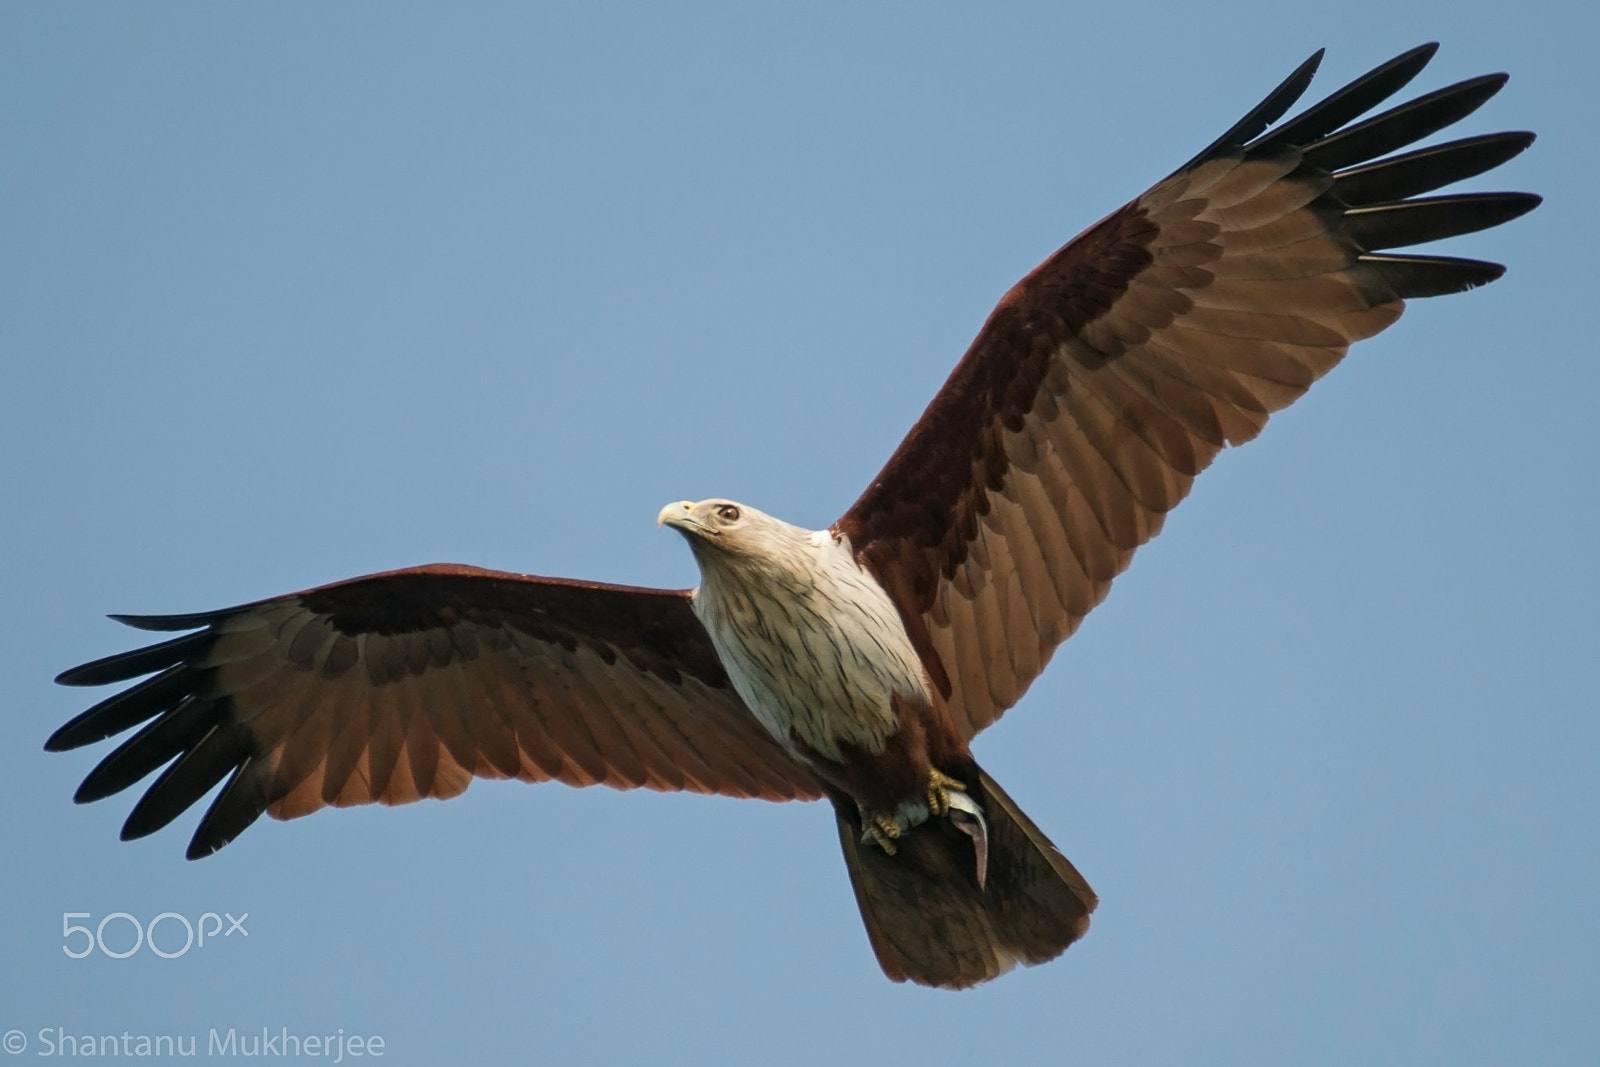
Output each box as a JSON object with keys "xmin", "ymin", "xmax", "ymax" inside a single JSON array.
[
  {"xmin": 927, "ymin": 768, "xmax": 968, "ymax": 817},
  {"xmin": 860, "ymin": 809, "xmax": 905, "ymax": 855}
]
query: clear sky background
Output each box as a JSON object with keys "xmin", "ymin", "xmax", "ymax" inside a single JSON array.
[{"xmin": 2, "ymin": 3, "xmax": 1594, "ymax": 1064}]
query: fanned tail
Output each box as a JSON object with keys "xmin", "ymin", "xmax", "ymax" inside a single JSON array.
[{"xmin": 834, "ymin": 769, "xmax": 1095, "ymax": 988}]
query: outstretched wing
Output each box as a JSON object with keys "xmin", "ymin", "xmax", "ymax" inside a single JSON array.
[
  {"xmin": 834, "ymin": 44, "xmax": 1539, "ymax": 740},
  {"xmin": 50, "ymin": 564, "xmax": 822, "ymax": 859}
]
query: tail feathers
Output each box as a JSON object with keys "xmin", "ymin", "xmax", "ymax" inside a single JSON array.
[{"xmin": 834, "ymin": 770, "xmax": 1096, "ymax": 989}]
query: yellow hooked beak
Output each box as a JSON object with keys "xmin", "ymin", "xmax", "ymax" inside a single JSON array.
[{"xmin": 657, "ymin": 500, "xmax": 697, "ymax": 530}]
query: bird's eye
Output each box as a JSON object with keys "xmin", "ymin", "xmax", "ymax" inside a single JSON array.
[{"xmin": 716, "ymin": 505, "xmax": 740, "ymax": 522}]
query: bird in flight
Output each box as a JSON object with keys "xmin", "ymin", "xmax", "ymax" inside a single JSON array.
[{"xmin": 50, "ymin": 43, "xmax": 1537, "ymax": 988}]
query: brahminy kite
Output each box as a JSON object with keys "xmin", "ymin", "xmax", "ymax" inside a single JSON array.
[{"xmin": 50, "ymin": 44, "xmax": 1538, "ymax": 988}]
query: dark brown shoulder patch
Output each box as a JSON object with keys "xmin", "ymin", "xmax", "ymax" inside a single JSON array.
[
  {"xmin": 298, "ymin": 565, "xmax": 728, "ymax": 688},
  {"xmin": 836, "ymin": 203, "xmax": 1159, "ymax": 612}
]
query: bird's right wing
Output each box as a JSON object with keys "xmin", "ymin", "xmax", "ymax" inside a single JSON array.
[
  {"xmin": 834, "ymin": 44, "xmax": 1538, "ymax": 740},
  {"xmin": 50, "ymin": 564, "xmax": 823, "ymax": 859}
]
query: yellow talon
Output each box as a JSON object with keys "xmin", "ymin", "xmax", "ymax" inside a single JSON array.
[
  {"xmin": 928, "ymin": 769, "xmax": 968, "ymax": 817},
  {"xmin": 861, "ymin": 811, "xmax": 903, "ymax": 855}
]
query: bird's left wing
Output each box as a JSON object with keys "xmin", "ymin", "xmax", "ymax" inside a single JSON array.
[
  {"xmin": 50, "ymin": 564, "xmax": 822, "ymax": 859},
  {"xmin": 834, "ymin": 44, "xmax": 1539, "ymax": 740}
]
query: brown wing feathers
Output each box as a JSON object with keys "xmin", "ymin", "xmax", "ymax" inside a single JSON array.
[
  {"xmin": 837, "ymin": 43, "xmax": 1537, "ymax": 739},
  {"xmin": 52, "ymin": 44, "xmax": 1535, "ymax": 864},
  {"xmin": 51, "ymin": 565, "xmax": 820, "ymax": 859}
]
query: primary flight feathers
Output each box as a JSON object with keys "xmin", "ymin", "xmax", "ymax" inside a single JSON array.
[{"xmin": 52, "ymin": 44, "xmax": 1536, "ymax": 987}]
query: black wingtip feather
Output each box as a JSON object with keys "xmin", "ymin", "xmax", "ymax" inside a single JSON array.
[
  {"xmin": 1250, "ymin": 42, "xmax": 1441, "ymax": 156},
  {"xmin": 186, "ymin": 761, "xmax": 269, "ymax": 860},
  {"xmin": 1334, "ymin": 132, "xmax": 1538, "ymax": 206},
  {"xmin": 1362, "ymin": 253, "xmax": 1507, "ymax": 297},
  {"xmin": 110, "ymin": 611, "xmax": 224, "ymax": 632},
  {"xmin": 56, "ymin": 631, "xmax": 213, "ymax": 687},
  {"xmin": 73, "ymin": 696, "xmax": 217, "ymax": 804},
  {"xmin": 1303, "ymin": 73, "xmax": 1510, "ymax": 173},
  {"xmin": 45, "ymin": 665, "xmax": 190, "ymax": 752},
  {"xmin": 1346, "ymin": 192, "xmax": 1543, "ymax": 251},
  {"xmin": 1173, "ymin": 48, "xmax": 1325, "ymax": 174},
  {"xmin": 120, "ymin": 725, "xmax": 249, "ymax": 842}
]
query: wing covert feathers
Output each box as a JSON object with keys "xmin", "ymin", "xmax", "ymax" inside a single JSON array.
[
  {"xmin": 51, "ymin": 565, "xmax": 821, "ymax": 859},
  {"xmin": 835, "ymin": 45, "xmax": 1538, "ymax": 739}
]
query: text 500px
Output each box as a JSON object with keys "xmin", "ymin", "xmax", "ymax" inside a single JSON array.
[{"xmin": 62, "ymin": 911, "xmax": 248, "ymax": 958}]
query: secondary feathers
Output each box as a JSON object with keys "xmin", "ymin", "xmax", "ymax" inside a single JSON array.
[{"xmin": 50, "ymin": 43, "xmax": 1536, "ymax": 985}]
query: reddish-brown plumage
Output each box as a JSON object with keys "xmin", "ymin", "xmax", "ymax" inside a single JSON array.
[
  {"xmin": 51, "ymin": 44, "xmax": 1537, "ymax": 988},
  {"xmin": 836, "ymin": 203, "xmax": 1160, "ymax": 569},
  {"xmin": 799, "ymin": 690, "xmax": 976, "ymax": 814}
]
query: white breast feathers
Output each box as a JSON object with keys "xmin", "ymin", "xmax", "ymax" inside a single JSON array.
[{"xmin": 689, "ymin": 519, "xmax": 930, "ymax": 762}]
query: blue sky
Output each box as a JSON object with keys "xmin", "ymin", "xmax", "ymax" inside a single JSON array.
[{"xmin": 2, "ymin": 3, "xmax": 1595, "ymax": 1064}]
